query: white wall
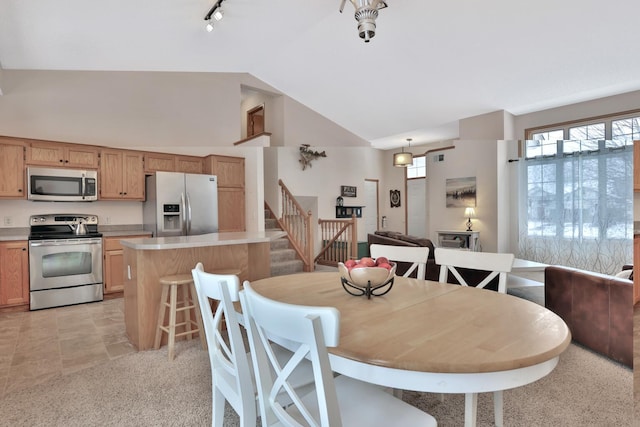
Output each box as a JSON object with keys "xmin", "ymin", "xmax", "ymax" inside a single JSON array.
[{"xmin": 425, "ymin": 140, "xmax": 501, "ymax": 252}]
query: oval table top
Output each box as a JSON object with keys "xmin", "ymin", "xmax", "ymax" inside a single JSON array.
[{"xmin": 249, "ymin": 272, "xmax": 571, "ymax": 374}]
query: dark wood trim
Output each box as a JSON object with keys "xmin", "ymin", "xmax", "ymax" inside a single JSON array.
[
  {"xmin": 523, "ymin": 108, "xmax": 640, "ymax": 139},
  {"xmin": 233, "ymin": 131, "xmax": 272, "ymax": 146}
]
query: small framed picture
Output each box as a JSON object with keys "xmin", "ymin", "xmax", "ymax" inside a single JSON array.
[
  {"xmin": 390, "ymin": 190, "xmax": 401, "ymax": 208},
  {"xmin": 341, "ymin": 185, "xmax": 357, "ymax": 197}
]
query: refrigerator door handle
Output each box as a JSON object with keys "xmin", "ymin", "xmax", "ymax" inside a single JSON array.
[
  {"xmin": 186, "ymin": 192, "xmax": 192, "ymax": 235},
  {"xmin": 181, "ymin": 192, "xmax": 188, "ymax": 235}
]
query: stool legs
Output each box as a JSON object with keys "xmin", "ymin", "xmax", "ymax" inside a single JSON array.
[
  {"xmin": 154, "ymin": 283, "xmax": 170, "ymax": 351},
  {"xmin": 167, "ymin": 284, "xmax": 178, "ymax": 361},
  {"xmin": 155, "ymin": 277, "xmax": 207, "ymax": 361}
]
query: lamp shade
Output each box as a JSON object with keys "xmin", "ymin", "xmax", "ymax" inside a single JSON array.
[
  {"xmin": 393, "ymin": 151, "xmax": 413, "ymax": 167},
  {"xmin": 464, "ymin": 207, "xmax": 476, "ymax": 218}
]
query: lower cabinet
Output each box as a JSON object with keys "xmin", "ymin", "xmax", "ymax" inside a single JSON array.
[
  {"xmin": 103, "ymin": 235, "xmax": 150, "ymax": 294},
  {"xmin": 0, "ymin": 240, "xmax": 29, "ymax": 307}
]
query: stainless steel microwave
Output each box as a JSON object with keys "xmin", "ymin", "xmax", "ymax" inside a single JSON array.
[{"xmin": 27, "ymin": 167, "xmax": 98, "ymax": 201}]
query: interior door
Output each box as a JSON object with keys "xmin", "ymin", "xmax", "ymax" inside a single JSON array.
[
  {"xmin": 247, "ymin": 105, "xmax": 264, "ymax": 137},
  {"xmin": 407, "ymin": 178, "xmax": 426, "ymax": 237},
  {"xmin": 363, "ymin": 180, "xmax": 379, "ymax": 236}
]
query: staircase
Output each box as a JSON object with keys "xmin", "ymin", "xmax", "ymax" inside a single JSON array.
[{"xmin": 265, "ymin": 210, "xmax": 304, "ymax": 277}]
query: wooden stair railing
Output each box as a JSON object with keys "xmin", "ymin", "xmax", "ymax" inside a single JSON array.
[
  {"xmin": 275, "ymin": 180, "xmax": 314, "ymax": 272},
  {"xmin": 315, "ymin": 215, "xmax": 358, "ymax": 267}
]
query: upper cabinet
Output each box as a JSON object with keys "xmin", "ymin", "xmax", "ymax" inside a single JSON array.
[
  {"xmin": 27, "ymin": 141, "xmax": 99, "ymax": 169},
  {"xmin": 175, "ymin": 155, "xmax": 203, "ymax": 174},
  {"xmin": 144, "ymin": 152, "xmax": 176, "ymax": 174},
  {"xmin": 99, "ymin": 149, "xmax": 145, "ymax": 200},
  {"xmin": 144, "ymin": 152, "xmax": 203, "ymax": 174},
  {"xmin": 204, "ymin": 155, "xmax": 245, "ymax": 188},
  {"xmin": 0, "ymin": 138, "xmax": 26, "ymax": 199}
]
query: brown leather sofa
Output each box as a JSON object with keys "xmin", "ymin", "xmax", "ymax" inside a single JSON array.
[
  {"xmin": 545, "ymin": 265, "xmax": 633, "ymax": 368},
  {"xmin": 366, "ymin": 231, "xmax": 499, "ymax": 290}
]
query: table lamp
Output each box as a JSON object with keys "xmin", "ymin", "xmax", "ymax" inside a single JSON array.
[{"xmin": 464, "ymin": 207, "xmax": 476, "ymax": 231}]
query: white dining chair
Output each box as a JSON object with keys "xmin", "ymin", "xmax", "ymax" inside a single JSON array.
[
  {"xmin": 435, "ymin": 247, "xmax": 514, "ymax": 294},
  {"xmin": 434, "ymin": 247, "xmax": 515, "ymax": 427},
  {"xmin": 369, "ymin": 244, "xmax": 430, "ymax": 280},
  {"xmin": 191, "ymin": 263, "xmax": 315, "ymax": 427},
  {"xmin": 239, "ymin": 281, "xmax": 438, "ymax": 427}
]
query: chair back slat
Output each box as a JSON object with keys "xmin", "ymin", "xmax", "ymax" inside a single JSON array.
[
  {"xmin": 369, "ymin": 244, "xmax": 430, "ymax": 280},
  {"xmin": 435, "ymin": 248, "xmax": 514, "ymax": 293}
]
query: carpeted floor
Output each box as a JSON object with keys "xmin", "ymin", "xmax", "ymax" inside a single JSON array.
[{"xmin": 0, "ymin": 334, "xmax": 632, "ymax": 427}]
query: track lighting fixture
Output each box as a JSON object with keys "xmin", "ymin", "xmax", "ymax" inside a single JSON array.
[
  {"xmin": 339, "ymin": 0, "xmax": 388, "ymax": 43},
  {"xmin": 204, "ymin": 0, "xmax": 226, "ymax": 31}
]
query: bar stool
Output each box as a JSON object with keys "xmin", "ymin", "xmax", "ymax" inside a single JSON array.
[{"xmin": 154, "ymin": 273, "xmax": 207, "ymax": 360}]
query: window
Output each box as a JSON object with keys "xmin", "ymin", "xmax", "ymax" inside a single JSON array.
[
  {"xmin": 520, "ymin": 113, "xmax": 637, "ymax": 274},
  {"xmin": 406, "ymin": 155, "xmax": 425, "ymax": 179}
]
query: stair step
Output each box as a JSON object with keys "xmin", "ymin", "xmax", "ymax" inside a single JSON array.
[
  {"xmin": 271, "ymin": 248, "xmax": 297, "ymax": 263},
  {"xmin": 271, "ymin": 259, "xmax": 304, "ymax": 277},
  {"xmin": 265, "ymin": 218, "xmax": 279, "ymax": 230},
  {"xmin": 270, "ymin": 238, "xmax": 291, "ymax": 250}
]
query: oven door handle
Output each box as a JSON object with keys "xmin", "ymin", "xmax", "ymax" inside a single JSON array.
[{"xmin": 29, "ymin": 239, "xmax": 103, "ymax": 247}]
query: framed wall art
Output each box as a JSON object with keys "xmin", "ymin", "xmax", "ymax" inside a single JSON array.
[
  {"xmin": 445, "ymin": 176, "xmax": 476, "ymax": 208},
  {"xmin": 340, "ymin": 185, "xmax": 357, "ymax": 197},
  {"xmin": 390, "ymin": 189, "xmax": 401, "ymax": 208}
]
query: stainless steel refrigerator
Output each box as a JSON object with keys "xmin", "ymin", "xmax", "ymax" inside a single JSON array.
[{"xmin": 143, "ymin": 172, "xmax": 218, "ymax": 237}]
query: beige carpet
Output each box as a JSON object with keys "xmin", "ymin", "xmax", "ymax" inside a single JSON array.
[{"xmin": 0, "ymin": 336, "xmax": 632, "ymax": 427}]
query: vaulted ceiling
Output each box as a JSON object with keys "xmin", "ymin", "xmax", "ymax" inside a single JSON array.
[{"xmin": 1, "ymin": 0, "xmax": 639, "ymax": 149}]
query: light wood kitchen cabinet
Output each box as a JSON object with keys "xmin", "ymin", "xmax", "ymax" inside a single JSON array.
[
  {"xmin": 27, "ymin": 141, "xmax": 99, "ymax": 169},
  {"xmin": 0, "ymin": 240, "xmax": 29, "ymax": 307},
  {"xmin": 175, "ymin": 155, "xmax": 203, "ymax": 174},
  {"xmin": 204, "ymin": 155, "xmax": 245, "ymax": 187},
  {"xmin": 103, "ymin": 234, "xmax": 150, "ymax": 294},
  {"xmin": 218, "ymin": 188, "xmax": 246, "ymax": 232},
  {"xmin": 204, "ymin": 155, "xmax": 246, "ymax": 231},
  {"xmin": 99, "ymin": 149, "xmax": 145, "ymax": 200},
  {"xmin": 144, "ymin": 152, "xmax": 176, "ymax": 173},
  {"xmin": 0, "ymin": 139, "xmax": 26, "ymax": 199}
]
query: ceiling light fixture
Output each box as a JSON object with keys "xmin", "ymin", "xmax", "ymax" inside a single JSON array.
[
  {"xmin": 204, "ymin": 0, "xmax": 226, "ymax": 31},
  {"xmin": 339, "ymin": 0, "xmax": 388, "ymax": 43},
  {"xmin": 393, "ymin": 138, "xmax": 414, "ymax": 167}
]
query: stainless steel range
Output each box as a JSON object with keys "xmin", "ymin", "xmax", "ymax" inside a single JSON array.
[{"xmin": 28, "ymin": 214, "xmax": 103, "ymax": 310}]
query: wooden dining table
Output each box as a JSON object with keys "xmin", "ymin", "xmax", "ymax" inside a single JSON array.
[{"xmin": 249, "ymin": 271, "xmax": 571, "ymax": 427}]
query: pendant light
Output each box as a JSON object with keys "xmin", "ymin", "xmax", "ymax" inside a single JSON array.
[{"xmin": 393, "ymin": 138, "xmax": 414, "ymax": 167}]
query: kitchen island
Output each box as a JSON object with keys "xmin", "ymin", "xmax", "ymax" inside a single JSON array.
[{"xmin": 120, "ymin": 230, "xmax": 285, "ymax": 350}]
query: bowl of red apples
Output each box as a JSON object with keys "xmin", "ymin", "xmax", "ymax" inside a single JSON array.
[{"xmin": 338, "ymin": 257, "xmax": 396, "ymax": 298}]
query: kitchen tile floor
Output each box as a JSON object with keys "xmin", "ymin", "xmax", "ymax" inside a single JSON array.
[{"xmin": 0, "ymin": 298, "xmax": 134, "ymax": 399}]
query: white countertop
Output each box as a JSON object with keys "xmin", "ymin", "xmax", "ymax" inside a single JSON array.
[
  {"xmin": 120, "ymin": 230, "xmax": 287, "ymax": 250},
  {"xmin": 0, "ymin": 234, "xmax": 29, "ymax": 242}
]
